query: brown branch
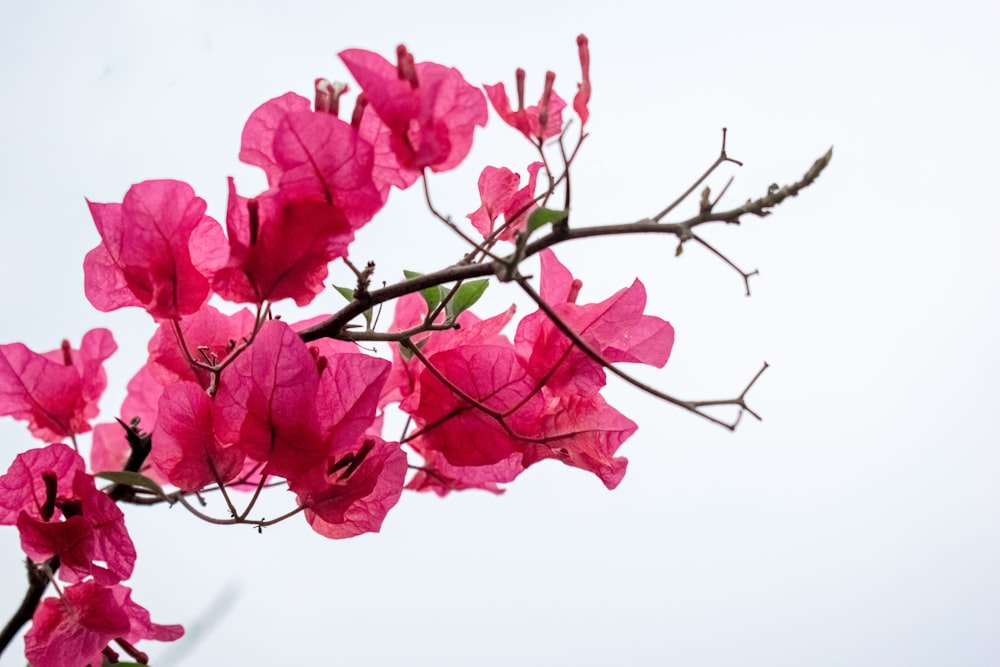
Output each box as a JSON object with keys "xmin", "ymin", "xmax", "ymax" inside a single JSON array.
[
  {"xmin": 0, "ymin": 558, "xmax": 56, "ymax": 658},
  {"xmin": 299, "ymin": 146, "xmax": 832, "ymax": 343},
  {"xmin": 421, "ymin": 173, "xmax": 502, "ymax": 258},
  {"xmin": 689, "ymin": 232, "xmax": 759, "ymax": 296},
  {"xmin": 653, "ymin": 127, "xmax": 744, "ymax": 221}
]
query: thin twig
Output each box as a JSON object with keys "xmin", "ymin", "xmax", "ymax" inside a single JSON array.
[
  {"xmin": 300, "ymin": 148, "xmax": 832, "ymax": 344},
  {"xmin": 653, "ymin": 127, "xmax": 744, "ymax": 221},
  {"xmin": 0, "ymin": 558, "xmax": 55, "ymax": 656}
]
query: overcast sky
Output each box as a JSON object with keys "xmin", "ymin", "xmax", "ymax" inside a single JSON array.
[{"xmin": 1, "ymin": 1, "xmax": 998, "ymax": 665}]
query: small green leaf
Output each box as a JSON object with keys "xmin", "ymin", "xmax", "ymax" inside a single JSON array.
[
  {"xmin": 527, "ymin": 207, "xmax": 568, "ymax": 234},
  {"xmin": 95, "ymin": 471, "xmax": 167, "ymax": 499},
  {"xmin": 333, "ymin": 285, "xmax": 355, "ymax": 302},
  {"xmin": 403, "ymin": 269, "xmax": 445, "ymax": 312},
  {"xmin": 446, "ymin": 279, "xmax": 489, "ymax": 318},
  {"xmin": 333, "ymin": 285, "xmax": 372, "ymax": 329},
  {"xmin": 332, "ymin": 285, "xmax": 373, "ymax": 327}
]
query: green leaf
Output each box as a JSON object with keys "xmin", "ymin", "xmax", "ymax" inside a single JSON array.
[
  {"xmin": 333, "ymin": 285, "xmax": 355, "ymax": 301},
  {"xmin": 527, "ymin": 207, "xmax": 568, "ymax": 234},
  {"xmin": 446, "ymin": 279, "xmax": 489, "ymax": 319},
  {"xmin": 332, "ymin": 285, "xmax": 373, "ymax": 327},
  {"xmin": 95, "ymin": 471, "xmax": 167, "ymax": 499},
  {"xmin": 403, "ymin": 269, "xmax": 445, "ymax": 312}
]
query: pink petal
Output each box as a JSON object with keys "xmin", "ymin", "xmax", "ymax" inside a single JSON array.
[
  {"xmin": 298, "ymin": 436, "xmax": 407, "ymax": 539},
  {"xmin": 340, "ymin": 48, "xmax": 487, "ymax": 172},
  {"xmin": 407, "ymin": 344, "xmax": 541, "ymax": 468},
  {"xmin": 17, "ymin": 512, "xmax": 95, "ymax": 581},
  {"xmin": 111, "ymin": 584, "xmax": 185, "ymax": 643},
  {"xmin": 25, "ymin": 581, "xmax": 130, "ymax": 667},
  {"xmin": 357, "ymin": 104, "xmax": 421, "ymax": 199},
  {"xmin": 239, "ymin": 92, "xmax": 313, "ymax": 185},
  {"xmin": 213, "ymin": 181, "xmax": 354, "ymax": 306},
  {"xmin": 0, "ymin": 342, "xmax": 83, "ymax": 441},
  {"xmin": 467, "ymin": 166, "xmax": 521, "ymax": 237},
  {"xmin": 406, "ymin": 449, "xmax": 520, "ymax": 496},
  {"xmin": 69, "ymin": 469, "xmax": 136, "ymax": 584},
  {"xmin": 214, "ymin": 320, "xmax": 326, "ymax": 481},
  {"xmin": 310, "ymin": 339, "xmax": 391, "ymax": 451},
  {"xmin": 271, "ymin": 110, "xmax": 384, "ymax": 227},
  {"xmin": 0, "ymin": 443, "xmax": 84, "ymax": 525},
  {"xmin": 152, "ymin": 381, "xmax": 245, "ymax": 493},
  {"xmin": 484, "ymin": 83, "xmax": 566, "ymax": 141},
  {"xmin": 519, "ymin": 394, "xmax": 635, "ymax": 490},
  {"xmin": 84, "ymin": 180, "xmax": 227, "ymax": 320}
]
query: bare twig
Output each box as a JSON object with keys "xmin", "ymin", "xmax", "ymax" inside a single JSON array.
[
  {"xmin": 653, "ymin": 127, "xmax": 744, "ymax": 221},
  {"xmin": 299, "ymin": 146, "xmax": 832, "ymax": 344}
]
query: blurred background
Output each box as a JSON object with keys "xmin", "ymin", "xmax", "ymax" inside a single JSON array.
[{"xmin": 1, "ymin": 1, "xmax": 997, "ymax": 664}]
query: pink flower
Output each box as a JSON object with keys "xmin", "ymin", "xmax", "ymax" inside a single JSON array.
[
  {"xmin": 212, "ymin": 179, "xmax": 356, "ymax": 306},
  {"xmin": 291, "ymin": 336, "xmax": 406, "ymax": 539},
  {"xmin": 84, "ymin": 180, "xmax": 228, "ymax": 320},
  {"xmin": 394, "ymin": 249, "xmax": 673, "ymax": 492},
  {"xmin": 293, "ymin": 434, "xmax": 407, "ymax": 539},
  {"xmin": 339, "ymin": 46, "xmax": 488, "ymax": 173},
  {"xmin": 485, "ymin": 69, "xmax": 567, "ymax": 142},
  {"xmin": 213, "ymin": 320, "xmax": 327, "ymax": 483},
  {"xmin": 467, "ymin": 162, "xmax": 544, "ymax": 240},
  {"xmin": 1, "ymin": 443, "xmax": 136, "ymax": 584},
  {"xmin": 0, "ymin": 329, "xmax": 116, "ymax": 442},
  {"xmin": 355, "ymin": 99, "xmax": 422, "ymax": 199},
  {"xmin": 0, "ymin": 442, "xmax": 82, "ymax": 526},
  {"xmin": 24, "ymin": 581, "xmax": 130, "ymax": 667},
  {"xmin": 238, "ymin": 92, "xmax": 385, "ymax": 228},
  {"xmin": 515, "ymin": 249, "xmax": 674, "ymax": 397},
  {"xmin": 24, "ymin": 581, "xmax": 182, "ymax": 667},
  {"xmin": 152, "ymin": 381, "xmax": 246, "ymax": 493}
]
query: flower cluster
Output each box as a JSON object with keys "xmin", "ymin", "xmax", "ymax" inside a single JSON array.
[
  {"xmin": 1, "ymin": 35, "xmax": 674, "ymax": 665},
  {"xmin": 391, "ymin": 250, "xmax": 673, "ymax": 494},
  {"xmin": 0, "ymin": 443, "xmax": 181, "ymax": 666}
]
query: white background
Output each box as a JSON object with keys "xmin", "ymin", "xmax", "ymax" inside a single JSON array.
[{"xmin": 1, "ymin": 1, "xmax": 998, "ymax": 665}]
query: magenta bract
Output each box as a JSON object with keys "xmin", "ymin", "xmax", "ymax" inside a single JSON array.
[
  {"xmin": 0, "ymin": 329, "xmax": 116, "ymax": 442},
  {"xmin": 340, "ymin": 47, "xmax": 488, "ymax": 173},
  {"xmin": 84, "ymin": 180, "xmax": 227, "ymax": 320}
]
